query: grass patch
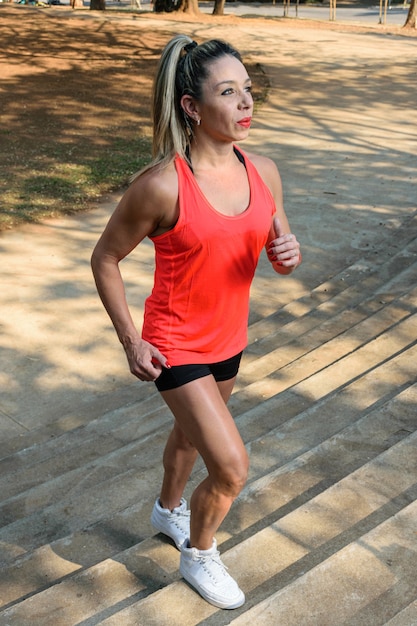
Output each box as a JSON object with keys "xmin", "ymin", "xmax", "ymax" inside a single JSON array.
[{"xmin": 0, "ymin": 129, "xmax": 152, "ymax": 230}]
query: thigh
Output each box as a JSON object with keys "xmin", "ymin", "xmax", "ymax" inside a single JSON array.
[
  {"xmin": 164, "ymin": 375, "xmax": 236, "ymax": 455},
  {"xmin": 216, "ymin": 377, "xmax": 236, "ymax": 404},
  {"xmin": 160, "ymin": 375, "xmax": 246, "ymax": 475}
]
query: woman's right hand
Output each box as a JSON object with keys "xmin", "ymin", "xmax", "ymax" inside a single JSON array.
[{"xmin": 122, "ymin": 337, "xmax": 170, "ymax": 382}]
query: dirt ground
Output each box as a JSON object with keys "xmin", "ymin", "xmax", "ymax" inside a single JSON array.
[
  {"xmin": 0, "ymin": 5, "xmax": 272, "ymax": 228},
  {"xmin": 1, "ymin": 4, "xmax": 414, "ymax": 230}
]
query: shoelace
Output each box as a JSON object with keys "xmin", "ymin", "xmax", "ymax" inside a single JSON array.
[
  {"xmin": 199, "ymin": 551, "xmax": 230, "ymax": 582},
  {"xmin": 170, "ymin": 508, "xmax": 190, "ymax": 532}
]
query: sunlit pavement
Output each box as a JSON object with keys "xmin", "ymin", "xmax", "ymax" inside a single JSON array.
[
  {"xmin": 210, "ymin": 1, "xmax": 411, "ymax": 26},
  {"xmin": 13, "ymin": 0, "xmax": 411, "ymax": 27}
]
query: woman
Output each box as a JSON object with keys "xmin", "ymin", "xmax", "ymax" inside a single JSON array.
[{"xmin": 91, "ymin": 34, "xmax": 301, "ymax": 610}]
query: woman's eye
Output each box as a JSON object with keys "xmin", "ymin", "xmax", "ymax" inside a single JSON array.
[{"xmin": 220, "ymin": 85, "xmax": 252, "ymax": 96}]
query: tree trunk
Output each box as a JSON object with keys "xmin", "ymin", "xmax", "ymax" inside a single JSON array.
[
  {"xmin": 179, "ymin": 0, "xmax": 200, "ymax": 12},
  {"xmin": 212, "ymin": 0, "xmax": 226, "ymax": 15},
  {"xmin": 90, "ymin": 0, "xmax": 106, "ymax": 9},
  {"xmin": 154, "ymin": 0, "xmax": 199, "ymax": 12},
  {"xmin": 404, "ymin": 0, "xmax": 417, "ymax": 27}
]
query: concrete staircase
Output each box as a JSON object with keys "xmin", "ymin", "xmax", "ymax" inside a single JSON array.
[{"xmin": 1, "ymin": 213, "xmax": 416, "ymax": 625}]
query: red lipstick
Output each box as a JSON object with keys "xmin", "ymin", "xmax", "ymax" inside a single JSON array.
[{"xmin": 237, "ymin": 117, "xmax": 252, "ymax": 128}]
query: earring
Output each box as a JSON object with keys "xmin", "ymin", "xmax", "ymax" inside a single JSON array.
[{"xmin": 196, "ymin": 118, "xmax": 201, "ymax": 126}]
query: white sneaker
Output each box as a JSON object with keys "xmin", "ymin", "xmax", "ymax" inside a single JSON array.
[
  {"xmin": 151, "ymin": 498, "xmax": 190, "ymax": 550},
  {"xmin": 180, "ymin": 539, "xmax": 245, "ymax": 609}
]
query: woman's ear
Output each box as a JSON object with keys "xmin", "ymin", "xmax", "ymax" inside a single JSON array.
[{"xmin": 180, "ymin": 94, "xmax": 200, "ymax": 121}]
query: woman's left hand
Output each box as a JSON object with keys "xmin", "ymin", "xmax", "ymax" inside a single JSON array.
[{"xmin": 267, "ymin": 216, "xmax": 301, "ymax": 268}]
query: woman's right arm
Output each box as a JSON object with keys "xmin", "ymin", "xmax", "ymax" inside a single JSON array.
[{"xmin": 91, "ymin": 168, "xmax": 177, "ymax": 381}]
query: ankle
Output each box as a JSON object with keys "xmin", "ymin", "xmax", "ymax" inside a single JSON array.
[
  {"xmin": 188, "ymin": 531, "xmax": 216, "ymax": 551},
  {"xmin": 159, "ymin": 497, "xmax": 182, "ymax": 511}
]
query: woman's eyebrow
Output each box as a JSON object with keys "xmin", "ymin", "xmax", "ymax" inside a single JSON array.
[{"xmin": 214, "ymin": 77, "xmax": 252, "ymax": 88}]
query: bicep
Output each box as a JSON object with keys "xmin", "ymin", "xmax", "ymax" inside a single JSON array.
[
  {"xmin": 92, "ymin": 181, "xmax": 161, "ymax": 264},
  {"xmin": 95, "ymin": 205, "xmax": 153, "ymax": 264}
]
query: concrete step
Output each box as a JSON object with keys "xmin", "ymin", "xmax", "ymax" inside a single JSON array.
[
  {"xmin": 239, "ymin": 282, "xmax": 416, "ymax": 390},
  {"xmin": 229, "ymin": 383, "xmax": 417, "ymax": 542},
  {"xmin": 5, "ymin": 430, "xmax": 410, "ymax": 626},
  {"xmin": 227, "ymin": 499, "xmax": 417, "ymax": 626},
  {"xmin": 246, "ymin": 221, "xmax": 417, "ymax": 356},
  {"xmin": 0, "ymin": 394, "xmax": 169, "ymax": 503},
  {"xmin": 0, "ymin": 214, "xmax": 415, "ymax": 624},
  {"xmin": 133, "ymin": 432, "xmax": 417, "ymax": 626},
  {"xmin": 385, "ymin": 601, "xmax": 417, "ymax": 626},
  {"xmin": 0, "ymin": 371, "xmax": 414, "ymax": 617},
  {"xmin": 0, "ymin": 380, "xmax": 149, "ymax": 458}
]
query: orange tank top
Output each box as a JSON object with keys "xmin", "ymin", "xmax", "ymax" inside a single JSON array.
[{"xmin": 141, "ymin": 147, "xmax": 275, "ymax": 365}]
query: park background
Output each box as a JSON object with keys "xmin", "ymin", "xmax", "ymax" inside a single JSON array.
[{"xmin": 0, "ymin": 3, "xmax": 416, "ymax": 624}]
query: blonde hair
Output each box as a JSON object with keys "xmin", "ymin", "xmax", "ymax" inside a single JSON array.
[{"xmin": 132, "ymin": 35, "xmax": 242, "ymax": 179}]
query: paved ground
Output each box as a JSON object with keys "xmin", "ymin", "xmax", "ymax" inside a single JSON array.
[
  {"xmin": 0, "ymin": 10, "xmax": 416, "ymax": 625},
  {"xmin": 191, "ymin": 0, "xmax": 411, "ymax": 26},
  {"xmin": 204, "ymin": 0, "xmax": 411, "ymax": 26},
  {"xmin": 16, "ymin": 0, "xmax": 413, "ymax": 27}
]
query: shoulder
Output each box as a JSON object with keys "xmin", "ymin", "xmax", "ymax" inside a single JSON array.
[
  {"xmin": 243, "ymin": 150, "xmax": 283, "ymax": 199},
  {"xmin": 244, "ymin": 151, "xmax": 281, "ymax": 181},
  {"xmin": 119, "ymin": 160, "xmax": 179, "ymax": 229},
  {"xmin": 98, "ymin": 159, "xmax": 179, "ymax": 249},
  {"xmin": 130, "ymin": 160, "xmax": 178, "ymax": 212}
]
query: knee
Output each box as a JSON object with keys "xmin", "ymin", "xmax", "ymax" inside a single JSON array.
[{"xmin": 215, "ymin": 448, "xmax": 249, "ymax": 498}]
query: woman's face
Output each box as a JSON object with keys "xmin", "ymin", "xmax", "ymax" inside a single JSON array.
[{"xmin": 195, "ymin": 54, "xmax": 254, "ymax": 143}]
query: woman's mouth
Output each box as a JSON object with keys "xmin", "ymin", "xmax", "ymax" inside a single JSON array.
[{"xmin": 237, "ymin": 117, "xmax": 252, "ymax": 128}]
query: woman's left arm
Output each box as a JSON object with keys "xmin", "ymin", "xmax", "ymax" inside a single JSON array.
[{"xmin": 252, "ymin": 154, "xmax": 302, "ymax": 275}]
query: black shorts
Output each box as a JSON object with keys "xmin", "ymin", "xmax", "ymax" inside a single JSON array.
[{"xmin": 154, "ymin": 352, "xmax": 243, "ymax": 392}]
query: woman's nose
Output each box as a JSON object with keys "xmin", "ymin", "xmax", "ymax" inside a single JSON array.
[{"xmin": 239, "ymin": 91, "xmax": 253, "ymax": 109}]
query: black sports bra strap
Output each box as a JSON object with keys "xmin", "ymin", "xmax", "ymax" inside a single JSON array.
[{"xmin": 233, "ymin": 146, "xmax": 246, "ymax": 167}]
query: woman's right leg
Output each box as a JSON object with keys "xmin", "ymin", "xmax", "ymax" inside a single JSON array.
[
  {"xmin": 160, "ymin": 374, "xmax": 247, "ymax": 609},
  {"xmin": 159, "ymin": 420, "xmax": 199, "ymax": 511}
]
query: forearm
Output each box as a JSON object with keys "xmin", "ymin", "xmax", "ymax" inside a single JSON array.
[
  {"xmin": 91, "ymin": 250, "xmax": 140, "ymax": 347},
  {"xmin": 91, "ymin": 250, "xmax": 169, "ymax": 380}
]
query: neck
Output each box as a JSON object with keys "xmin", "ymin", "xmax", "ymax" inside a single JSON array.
[{"xmin": 188, "ymin": 141, "xmax": 239, "ymax": 171}]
